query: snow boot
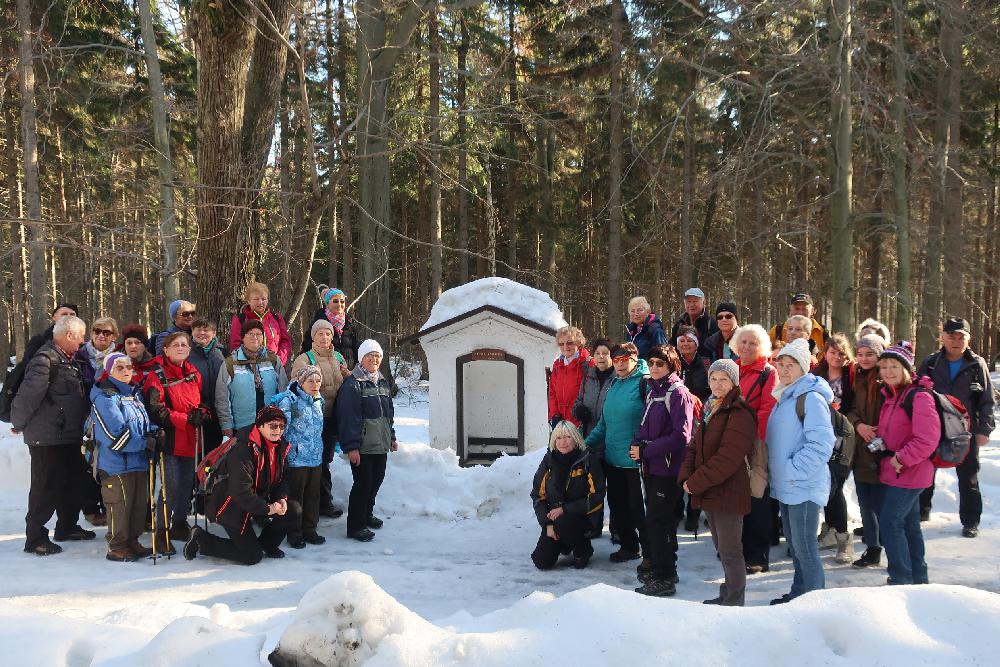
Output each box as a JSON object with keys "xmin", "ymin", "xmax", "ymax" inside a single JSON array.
[
  {"xmin": 303, "ymin": 532, "xmax": 326, "ymax": 545},
  {"xmin": 153, "ymin": 530, "xmax": 176, "ymax": 556},
  {"xmin": 170, "ymin": 520, "xmax": 191, "ymax": 541},
  {"xmin": 127, "ymin": 539, "xmax": 153, "ymax": 559},
  {"xmin": 852, "ymin": 547, "xmax": 881, "ymax": 568},
  {"xmin": 183, "ymin": 527, "xmax": 202, "ymax": 561},
  {"xmin": 54, "ymin": 526, "xmax": 97, "ymax": 542},
  {"xmin": 348, "ymin": 528, "xmax": 375, "ymax": 542},
  {"xmin": 106, "ymin": 548, "xmax": 138, "ymax": 562},
  {"xmin": 367, "ymin": 516, "xmax": 384, "ymax": 529},
  {"xmin": 817, "ymin": 522, "xmax": 837, "ymax": 550},
  {"xmin": 609, "ymin": 548, "xmax": 641, "ymax": 563},
  {"xmin": 572, "ymin": 555, "xmax": 590, "ymax": 570},
  {"xmin": 320, "ymin": 505, "xmax": 344, "ymax": 519},
  {"xmin": 24, "ymin": 540, "xmax": 62, "ymax": 556},
  {"xmin": 85, "ymin": 512, "xmax": 107, "ymax": 527},
  {"xmin": 834, "ymin": 531, "xmax": 855, "ymax": 564},
  {"xmin": 635, "ymin": 578, "xmax": 676, "ymax": 597},
  {"xmin": 287, "ymin": 535, "xmax": 307, "ymax": 549}
]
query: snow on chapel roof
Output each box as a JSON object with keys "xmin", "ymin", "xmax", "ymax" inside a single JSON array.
[{"xmin": 420, "ymin": 277, "xmax": 568, "ymax": 332}]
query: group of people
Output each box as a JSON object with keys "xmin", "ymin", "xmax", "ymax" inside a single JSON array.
[
  {"xmin": 532, "ymin": 290, "xmax": 995, "ymax": 605},
  {"xmin": 8, "ymin": 283, "xmax": 398, "ymax": 566}
]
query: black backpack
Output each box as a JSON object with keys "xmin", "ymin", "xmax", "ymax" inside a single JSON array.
[
  {"xmin": 795, "ymin": 392, "xmax": 856, "ymax": 474},
  {"xmin": 0, "ymin": 349, "xmax": 60, "ymax": 422}
]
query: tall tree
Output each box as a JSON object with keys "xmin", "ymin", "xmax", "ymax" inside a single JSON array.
[
  {"xmin": 829, "ymin": 0, "xmax": 855, "ymax": 333},
  {"xmin": 607, "ymin": 0, "xmax": 626, "ymax": 330},
  {"xmin": 892, "ymin": 0, "xmax": 912, "ymax": 340}
]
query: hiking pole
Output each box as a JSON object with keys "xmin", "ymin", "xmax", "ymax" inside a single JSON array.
[
  {"xmin": 149, "ymin": 457, "xmax": 158, "ymax": 565},
  {"xmin": 159, "ymin": 451, "xmax": 172, "ymax": 559},
  {"xmin": 195, "ymin": 425, "xmax": 208, "ymax": 532}
]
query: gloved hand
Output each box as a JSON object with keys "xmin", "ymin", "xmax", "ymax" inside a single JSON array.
[
  {"xmin": 187, "ymin": 411, "xmax": 204, "ymax": 427},
  {"xmin": 571, "ymin": 403, "xmax": 591, "ymax": 424},
  {"xmin": 550, "ymin": 414, "xmax": 562, "ymax": 430},
  {"xmin": 146, "ymin": 429, "xmax": 166, "ymax": 453}
]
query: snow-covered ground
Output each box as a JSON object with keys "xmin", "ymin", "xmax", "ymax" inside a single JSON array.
[{"xmin": 1, "ymin": 379, "xmax": 999, "ymax": 665}]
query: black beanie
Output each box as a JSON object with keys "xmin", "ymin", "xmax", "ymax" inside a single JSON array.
[
  {"xmin": 716, "ymin": 302, "xmax": 738, "ymax": 317},
  {"xmin": 241, "ymin": 320, "xmax": 265, "ymax": 338}
]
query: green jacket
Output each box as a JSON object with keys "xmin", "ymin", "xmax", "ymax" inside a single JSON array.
[{"xmin": 584, "ymin": 359, "xmax": 649, "ymax": 468}]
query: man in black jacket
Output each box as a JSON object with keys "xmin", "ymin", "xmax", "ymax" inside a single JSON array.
[
  {"xmin": 183, "ymin": 406, "xmax": 291, "ymax": 564},
  {"xmin": 918, "ymin": 317, "xmax": 996, "ymax": 537},
  {"xmin": 669, "ymin": 288, "xmax": 719, "ymax": 346},
  {"xmin": 11, "ymin": 315, "xmax": 95, "ymax": 555}
]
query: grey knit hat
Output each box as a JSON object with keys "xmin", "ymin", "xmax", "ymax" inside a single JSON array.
[
  {"xmin": 294, "ymin": 364, "xmax": 323, "ymax": 385},
  {"xmin": 708, "ymin": 359, "xmax": 740, "ymax": 387},
  {"xmin": 855, "ymin": 334, "xmax": 887, "ymax": 357},
  {"xmin": 311, "ymin": 318, "xmax": 335, "ymax": 338}
]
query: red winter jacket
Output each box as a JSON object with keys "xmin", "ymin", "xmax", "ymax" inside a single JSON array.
[
  {"xmin": 143, "ymin": 356, "xmax": 203, "ymax": 458},
  {"xmin": 739, "ymin": 356, "xmax": 777, "ymax": 441},
  {"xmin": 878, "ymin": 377, "xmax": 940, "ymax": 489},
  {"xmin": 230, "ymin": 306, "xmax": 293, "ymax": 366},
  {"xmin": 548, "ymin": 349, "xmax": 593, "ymax": 426}
]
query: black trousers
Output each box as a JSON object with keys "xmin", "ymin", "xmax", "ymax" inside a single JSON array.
[
  {"xmin": 824, "ymin": 465, "xmax": 850, "ymax": 533},
  {"xmin": 319, "ymin": 434, "xmax": 338, "ymax": 511},
  {"xmin": 80, "ymin": 451, "xmax": 104, "ymax": 516},
  {"xmin": 644, "ymin": 473, "xmax": 682, "ymax": 578},
  {"xmin": 347, "ymin": 453, "xmax": 387, "ymax": 533},
  {"xmin": 742, "ymin": 491, "xmax": 774, "ymax": 566},
  {"xmin": 605, "ymin": 465, "xmax": 647, "ymax": 554},
  {"xmin": 920, "ymin": 440, "xmax": 982, "ymax": 527},
  {"xmin": 198, "ymin": 516, "xmax": 288, "ymax": 565},
  {"xmin": 25, "ymin": 444, "xmax": 85, "ymax": 548},
  {"xmin": 287, "ymin": 465, "xmax": 322, "ymax": 538},
  {"xmin": 531, "ymin": 512, "xmax": 594, "ymax": 569}
]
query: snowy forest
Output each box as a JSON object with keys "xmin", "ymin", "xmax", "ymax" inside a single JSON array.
[{"xmin": 3, "ymin": 0, "xmax": 1000, "ymax": 359}]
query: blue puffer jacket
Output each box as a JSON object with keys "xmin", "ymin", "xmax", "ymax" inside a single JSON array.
[
  {"xmin": 765, "ymin": 373, "xmax": 836, "ymax": 506},
  {"xmin": 214, "ymin": 346, "xmax": 288, "ymax": 432},
  {"xmin": 272, "ymin": 382, "xmax": 325, "ymax": 468},
  {"xmin": 584, "ymin": 359, "xmax": 649, "ymax": 469},
  {"xmin": 90, "ymin": 377, "xmax": 156, "ymax": 477}
]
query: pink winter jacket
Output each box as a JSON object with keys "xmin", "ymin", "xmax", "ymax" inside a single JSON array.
[{"xmin": 877, "ymin": 377, "xmax": 941, "ymax": 489}]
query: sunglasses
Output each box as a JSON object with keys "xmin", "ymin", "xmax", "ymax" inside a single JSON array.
[
  {"xmin": 112, "ymin": 363, "xmax": 134, "ymax": 372},
  {"xmin": 262, "ymin": 421, "xmax": 286, "ymax": 431},
  {"xmin": 93, "ymin": 328, "xmax": 115, "ymax": 337},
  {"xmin": 647, "ymin": 359, "xmax": 668, "ymax": 367},
  {"xmin": 179, "ymin": 310, "xmax": 196, "ymax": 317},
  {"xmin": 612, "ymin": 355, "xmax": 633, "ymax": 363},
  {"xmin": 716, "ymin": 313, "xmax": 735, "ymax": 321},
  {"xmin": 327, "ymin": 299, "xmax": 346, "ymax": 303}
]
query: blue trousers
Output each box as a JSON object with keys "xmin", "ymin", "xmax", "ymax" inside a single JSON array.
[{"xmin": 780, "ymin": 500, "xmax": 825, "ymax": 598}]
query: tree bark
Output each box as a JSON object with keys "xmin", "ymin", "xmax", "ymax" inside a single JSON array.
[
  {"xmin": 828, "ymin": 0, "xmax": 855, "ymax": 333},
  {"xmin": 137, "ymin": 0, "xmax": 180, "ymax": 304},
  {"xmin": 16, "ymin": 0, "xmax": 50, "ymax": 330},
  {"xmin": 429, "ymin": 8, "xmax": 443, "ymax": 299},
  {"xmin": 681, "ymin": 65, "xmax": 697, "ymax": 290},
  {"xmin": 607, "ymin": 0, "xmax": 626, "ymax": 331},
  {"xmin": 891, "ymin": 0, "xmax": 912, "ymax": 341},
  {"xmin": 456, "ymin": 13, "xmax": 470, "ymax": 284}
]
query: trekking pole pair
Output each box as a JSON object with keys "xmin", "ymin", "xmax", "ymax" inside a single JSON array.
[{"xmin": 147, "ymin": 450, "xmax": 172, "ymax": 564}]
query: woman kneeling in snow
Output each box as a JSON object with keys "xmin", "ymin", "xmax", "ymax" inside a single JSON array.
[
  {"xmin": 183, "ymin": 406, "xmax": 291, "ymax": 564},
  {"xmin": 530, "ymin": 421, "xmax": 606, "ymax": 569}
]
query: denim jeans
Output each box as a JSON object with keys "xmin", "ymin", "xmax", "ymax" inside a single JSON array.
[
  {"xmin": 156, "ymin": 453, "xmax": 195, "ymax": 527},
  {"xmin": 779, "ymin": 501, "xmax": 825, "ymax": 598},
  {"xmin": 879, "ymin": 486, "xmax": 928, "ymax": 584},
  {"xmin": 855, "ymin": 481, "xmax": 885, "ymax": 550}
]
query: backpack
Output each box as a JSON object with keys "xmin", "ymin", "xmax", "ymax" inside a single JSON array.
[
  {"xmin": 0, "ymin": 349, "xmax": 61, "ymax": 422},
  {"xmin": 195, "ymin": 436, "xmax": 240, "ymax": 497},
  {"xmin": 305, "ymin": 349, "xmax": 346, "ymax": 368},
  {"xmin": 901, "ymin": 386, "xmax": 972, "ymax": 469},
  {"xmin": 795, "ymin": 393, "xmax": 855, "ymax": 474}
]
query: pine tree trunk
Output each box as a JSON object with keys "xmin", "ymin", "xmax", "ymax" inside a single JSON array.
[
  {"xmin": 456, "ymin": 14, "xmax": 470, "ymax": 284},
  {"xmin": 607, "ymin": 0, "xmax": 626, "ymax": 331},
  {"xmin": 828, "ymin": 0, "xmax": 855, "ymax": 333},
  {"xmin": 892, "ymin": 0, "xmax": 913, "ymax": 341},
  {"xmin": 429, "ymin": 8, "xmax": 443, "ymax": 299}
]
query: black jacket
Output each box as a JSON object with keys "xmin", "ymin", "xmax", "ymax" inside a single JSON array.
[
  {"xmin": 700, "ymin": 330, "xmax": 740, "ymax": 363},
  {"xmin": 670, "ymin": 310, "xmax": 719, "ymax": 347},
  {"xmin": 10, "ymin": 341, "xmax": 89, "ymax": 446},
  {"xmin": 302, "ymin": 309, "xmax": 362, "ymax": 369},
  {"xmin": 680, "ymin": 352, "xmax": 711, "ymax": 401},
  {"xmin": 919, "ymin": 349, "xmax": 996, "ymax": 438},
  {"xmin": 206, "ymin": 428, "xmax": 290, "ymax": 534},
  {"xmin": 530, "ymin": 447, "xmax": 606, "ymax": 536}
]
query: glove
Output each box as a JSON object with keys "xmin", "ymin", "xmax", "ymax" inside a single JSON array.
[
  {"xmin": 187, "ymin": 410, "xmax": 205, "ymax": 427},
  {"xmin": 550, "ymin": 414, "xmax": 562, "ymax": 430},
  {"xmin": 571, "ymin": 403, "xmax": 591, "ymax": 424},
  {"xmin": 198, "ymin": 404, "xmax": 214, "ymax": 420},
  {"xmin": 146, "ymin": 429, "xmax": 166, "ymax": 453}
]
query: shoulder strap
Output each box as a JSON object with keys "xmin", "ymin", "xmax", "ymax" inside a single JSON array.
[
  {"xmin": 225, "ymin": 356, "xmax": 236, "ymax": 379},
  {"xmin": 238, "ymin": 312, "xmax": 246, "ymax": 328},
  {"xmin": 796, "ymin": 393, "xmax": 807, "ymax": 423},
  {"xmin": 745, "ymin": 366, "xmax": 771, "ymax": 405},
  {"xmin": 900, "ymin": 386, "xmax": 929, "ymax": 419},
  {"xmin": 152, "ymin": 366, "xmax": 174, "ymax": 410},
  {"xmin": 305, "ymin": 350, "xmax": 316, "ymax": 365}
]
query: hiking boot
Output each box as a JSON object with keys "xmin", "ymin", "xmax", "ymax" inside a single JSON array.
[
  {"xmin": 853, "ymin": 526, "xmax": 864, "ymax": 537},
  {"xmin": 919, "ymin": 508, "xmax": 930, "ymax": 522},
  {"xmin": 769, "ymin": 593, "xmax": 792, "ymax": 606},
  {"xmin": 152, "ymin": 530, "xmax": 176, "ymax": 556},
  {"xmin": 287, "ymin": 535, "xmax": 307, "ymax": 549},
  {"xmin": 609, "ymin": 548, "xmax": 641, "ymax": 563},
  {"xmin": 85, "ymin": 512, "xmax": 107, "ymax": 527},
  {"xmin": 636, "ymin": 557, "xmax": 653, "ymax": 575},
  {"xmin": 962, "ymin": 525, "xmax": 979, "ymax": 538},
  {"xmin": 183, "ymin": 527, "xmax": 202, "ymax": 561},
  {"xmin": 264, "ymin": 546, "xmax": 285, "ymax": 559},
  {"xmin": 609, "ymin": 531, "xmax": 620, "ymax": 545},
  {"xmin": 367, "ymin": 516, "xmax": 384, "ymax": 529},
  {"xmin": 320, "ymin": 505, "xmax": 344, "ymax": 519},
  {"xmin": 572, "ymin": 555, "xmax": 591, "ymax": 570},
  {"xmin": 106, "ymin": 548, "xmax": 138, "ymax": 562},
  {"xmin": 852, "ymin": 547, "xmax": 882, "ymax": 568},
  {"xmin": 303, "ymin": 532, "xmax": 326, "ymax": 545},
  {"xmin": 170, "ymin": 521, "xmax": 191, "ymax": 541},
  {"xmin": 817, "ymin": 523, "xmax": 837, "ymax": 550},
  {"xmin": 53, "ymin": 526, "xmax": 96, "ymax": 542},
  {"xmin": 24, "ymin": 540, "xmax": 62, "ymax": 556},
  {"xmin": 834, "ymin": 532, "xmax": 855, "ymax": 564},
  {"xmin": 348, "ymin": 528, "xmax": 376, "ymax": 542},
  {"xmin": 127, "ymin": 539, "xmax": 154, "ymax": 559},
  {"xmin": 702, "ymin": 597, "xmax": 723, "ymax": 605},
  {"xmin": 635, "ymin": 578, "xmax": 676, "ymax": 597},
  {"xmin": 746, "ymin": 563, "xmax": 769, "ymax": 575}
]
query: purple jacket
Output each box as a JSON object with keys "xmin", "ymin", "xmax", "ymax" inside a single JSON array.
[{"xmin": 634, "ymin": 373, "xmax": 695, "ymax": 476}]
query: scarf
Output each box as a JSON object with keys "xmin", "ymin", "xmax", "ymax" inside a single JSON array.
[
  {"xmin": 771, "ymin": 374, "xmax": 803, "ymax": 403},
  {"xmin": 85, "ymin": 340, "xmax": 115, "ymax": 371},
  {"xmin": 325, "ymin": 311, "xmax": 347, "ymax": 335},
  {"xmin": 701, "ymin": 395, "xmax": 722, "ymax": 425}
]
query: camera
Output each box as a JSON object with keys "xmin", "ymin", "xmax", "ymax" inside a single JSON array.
[{"xmin": 867, "ymin": 437, "xmax": 886, "ymax": 453}]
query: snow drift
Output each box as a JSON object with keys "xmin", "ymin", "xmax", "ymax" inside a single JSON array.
[
  {"xmin": 420, "ymin": 277, "xmax": 568, "ymax": 331},
  {"xmin": 270, "ymin": 571, "xmax": 1000, "ymax": 666}
]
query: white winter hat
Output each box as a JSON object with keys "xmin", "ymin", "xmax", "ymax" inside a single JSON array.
[
  {"xmin": 775, "ymin": 338, "xmax": 812, "ymax": 376},
  {"xmin": 358, "ymin": 339, "xmax": 384, "ymax": 361}
]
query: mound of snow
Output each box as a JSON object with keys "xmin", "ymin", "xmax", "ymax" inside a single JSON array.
[
  {"xmin": 273, "ymin": 574, "xmax": 1000, "ymax": 666},
  {"xmin": 97, "ymin": 616, "xmax": 263, "ymax": 667},
  {"xmin": 330, "ymin": 443, "xmax": 544, "ymax": 521},
  {"xmin": 420, "ymin": 277, "xmax": 568, "ymax": 332},
  {"xmin": 0, "ymin": 429, "xmax": 29, "ymax": 490}
]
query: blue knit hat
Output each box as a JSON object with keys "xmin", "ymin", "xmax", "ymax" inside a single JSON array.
[
  {"xmin": 322, "ymin": 287, "xmax": 346, "ymax": 307},
  {"xmin": 168, "ymin": 299, "xmax": 184, "ymax": 320}
]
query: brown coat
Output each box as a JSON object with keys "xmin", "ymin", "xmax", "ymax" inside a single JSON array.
[
  {"xmin": 291, "ymin": 348, "xmax": 347, "ymax": 420},
  {"xmin": 845, "ymin": 365, "xmax": 885, "ymax": 484},
  {"xmin": 678, "ymin": 388, "xmax": 757, "ymax": 516}
]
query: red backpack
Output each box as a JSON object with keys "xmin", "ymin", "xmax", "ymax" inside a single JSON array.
[{"xmin": 195, "ymin": 437, "xmax": 240, "ymax": 496}]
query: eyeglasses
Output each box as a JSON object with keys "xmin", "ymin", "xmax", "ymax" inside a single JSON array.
[
  {"xmin": 112, "ymin": 363, "xmax": 134, "ymax": 372},
  {"xmin": 262, "ymin": 421, "xmax": 286, "ymax": 431},
  {"xmin": 179, "ymin": 311, "xmax": 196, "ymax": 317},
  {"xmin": 93, "ymin": 328, "xmax": 115, "ymax": 337},
  {"xmin": 716, "ymin": 313, "xmax": 735, "ymax": 321},
  {"xmin": 647, "ymin": 359, "xmax": 668, "ymax": 367},
  {"xmin": 327, "ymin": 299, "xmax": 346, "ymax": 304}
]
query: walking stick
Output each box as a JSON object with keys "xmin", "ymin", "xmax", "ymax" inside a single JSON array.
[
  {"xmin": 195, "ymin": 425, "xmax": 208, "ymax": 532},
  {"xmin": 149, "ymin": 457, "xmax": 158, "ymax": 564},
  {"xmin": 159, "ymin": 451, "xmax": 172, "ymax": 559}
]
